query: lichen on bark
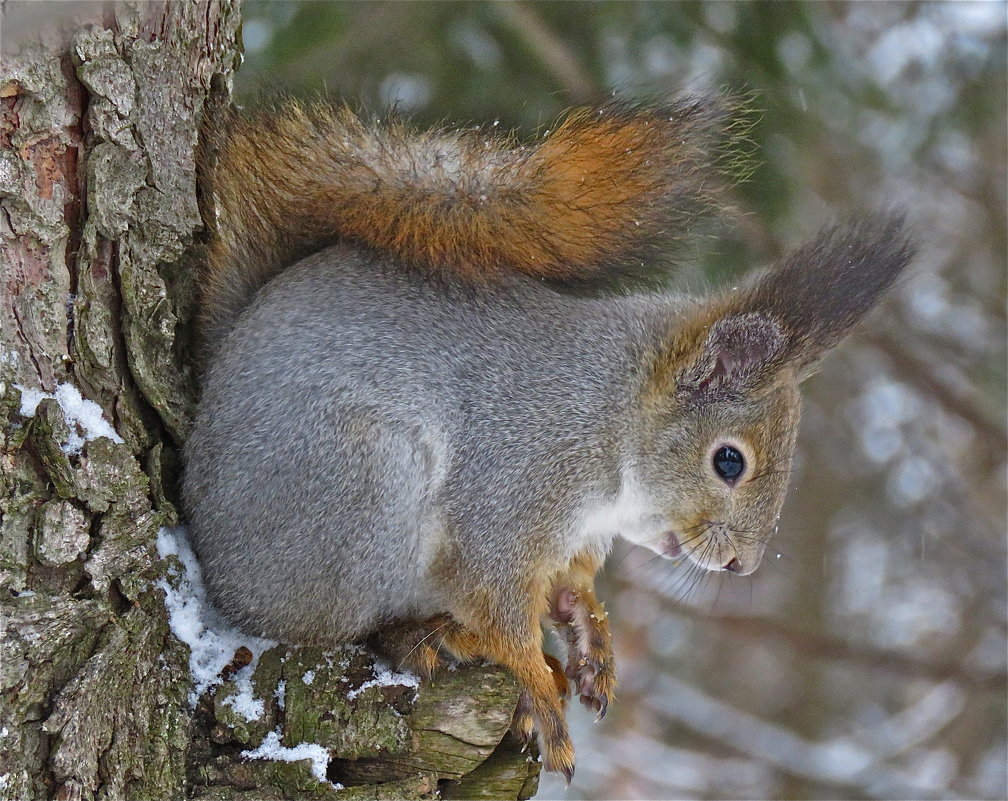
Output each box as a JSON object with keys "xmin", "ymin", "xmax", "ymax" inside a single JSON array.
[
  {"xmin": 1, "ymin": 2, "xmax": 541, "ymax": 799},
  {"xmin": 1, "ymin": 3, "xmax": 241, "ymax": 799},
  {"xmin": 189, "ymin": 643, "xmax": 538, "ymax": 800}
]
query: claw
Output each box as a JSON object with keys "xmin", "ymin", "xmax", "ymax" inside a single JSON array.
[
  {"xmin": 514, "ymin": 719, "xmax": 534, "ymax": 749},
  {"xmin": 578, "ymin": 691, "xmax": 607, "ymax": 719},
  {"xmin": 561, "ymin": 764, "xmax": 575, "ymax": 785}
]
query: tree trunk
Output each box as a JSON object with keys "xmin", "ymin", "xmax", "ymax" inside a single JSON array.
[{"xmin": 0, "ymin": 2, "xmax": 537, "ymax": 799}]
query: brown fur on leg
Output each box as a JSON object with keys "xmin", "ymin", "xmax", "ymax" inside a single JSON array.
[
  {"xmin": 431, "ymin": 619, "xmax": 483, "ymax": 663},
  {"xmin": 488, "ymin": 640, "xmax": 576, "ymax": 782},
  {"xmin": 367, "ymin": 617, "xmax": 450, "ymax": 677},
  {"xmin": 369, "ymin": 614, "xmax": 490, "ymax": 678},
  {"xmin": 544, "ymin": 653, "xmax": 571, "ymax": 701},
  {"xmin": 447, "ymin": 578, "xmax": 577, "ymax": 781}
]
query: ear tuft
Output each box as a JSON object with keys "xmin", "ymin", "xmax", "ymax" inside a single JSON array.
[
  {"xmin": 745, "ymin": 215, "xmax": 916, "ymax": 372},
  {"xmin": 677, "ymin": 313, "xmax": 786, "ymax": 403}
]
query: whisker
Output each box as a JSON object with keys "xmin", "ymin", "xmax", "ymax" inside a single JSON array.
[
  {"xmin": 748, "ymin": 467, "xmax": 793, "ymax": 484},
  {"xmin": 680, "ymin": 539, "xmax": 713, "ymax": 603},
  {"xmin": 711, "ymin": 567, "xmax": 727, "ymax": 612},
  {"xmin": 617, "ymin": 528, "xmax": 713, "ymax": 579},
  {"xmin": 400, "ymin": 618, "xmax": 452, "ymax": 668},
  {"xmin": 727, "ymin": 531, "xmax": 773, "ymax": 545}
]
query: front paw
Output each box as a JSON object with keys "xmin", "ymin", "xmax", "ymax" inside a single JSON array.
[
  {"xmin": 553, "ymin": 589, "xmax": 617, "ymax": 718},
  {"xmin": 566, "ymin": 650, "xmax": 616, "ymax": 718}
]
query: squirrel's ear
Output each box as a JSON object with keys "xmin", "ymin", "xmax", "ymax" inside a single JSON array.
[
  {"xmin": 737, "ymin": 215, "xmax": 915, "ymax": 378},
  {"xmin": 676, "ymin": 313, "xmax": 787, "ymax": 403}
]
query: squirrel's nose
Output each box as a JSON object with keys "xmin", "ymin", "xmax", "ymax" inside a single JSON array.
[{"xmin": 723, "ymin": 555, "xmax": 761, "ymax": 576}]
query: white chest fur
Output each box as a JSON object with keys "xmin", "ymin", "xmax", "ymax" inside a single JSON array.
[{"xmin": 571, "ymin": 469, "xmax": 670, "ymax": 560}]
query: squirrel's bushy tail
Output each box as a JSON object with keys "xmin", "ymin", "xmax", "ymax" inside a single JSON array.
[{"xmin": 198, "ymin": 96, "xmax": 745, "ymax": 350}]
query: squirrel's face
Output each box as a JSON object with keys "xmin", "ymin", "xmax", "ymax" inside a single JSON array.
[
  {"xmin": 622, "ymin": 214, "xmax": 916, "ymax": 575},
  {"xmin": 630, "ymin": 377, "xmax": 801, "ymax": 576}
]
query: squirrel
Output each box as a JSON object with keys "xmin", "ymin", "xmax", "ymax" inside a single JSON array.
[{"xmin": 182, "ymin": 96, "xmax": 915, "ymax": 780}]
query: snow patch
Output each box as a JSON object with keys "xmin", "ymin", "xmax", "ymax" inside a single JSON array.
[
  {"xmin": 346, "ymin": 665, "xmax": 420, "ymax": 700},
  {"xmin": 155, "ymin": 526, "xmax": 276, "ymax": 708},
  {"xmin": 223, "ymin": 668, "xmax": 266, "ymax": 720},
  {"xmin": 16, "ymin": 382, "xmax": 124, "ymax": 455},
  {"xmin": 241, "ymin": 729, "xmax": 342, "ymax": 788}
]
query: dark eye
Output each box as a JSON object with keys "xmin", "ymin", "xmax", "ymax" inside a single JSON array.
[{"xmin": 713, "ymin": 445, "xmax": 745, "ymax": 483}]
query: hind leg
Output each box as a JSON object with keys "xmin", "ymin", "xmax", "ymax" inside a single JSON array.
[
  {"xmin": 441, "ymin": 577, "xmax": 577, "ymax": 781},
  {"xmin": 373, "ymin": 594, "xmax": 577, "ymax": 777},
  {"xmin": 371, "ymin": 614, "xmax": 569, "ymax": 700},
  {"xmin": 368, "ymin": 614, "xmax": 482, "ymax": 677}
]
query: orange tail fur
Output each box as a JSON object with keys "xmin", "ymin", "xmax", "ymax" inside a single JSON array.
[{"xmin": 198, "ymin": 97, "xmax": 745, "ymax": 350}]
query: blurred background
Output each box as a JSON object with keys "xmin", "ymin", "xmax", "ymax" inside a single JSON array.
[{"xmin": 234, "ymin": 3, "xmax": 1006, "ymax": 799}]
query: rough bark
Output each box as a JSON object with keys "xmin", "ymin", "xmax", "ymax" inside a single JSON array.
[{"xmin": 0, "ymin": 2, "xmax": 538, "ymax": 799}]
